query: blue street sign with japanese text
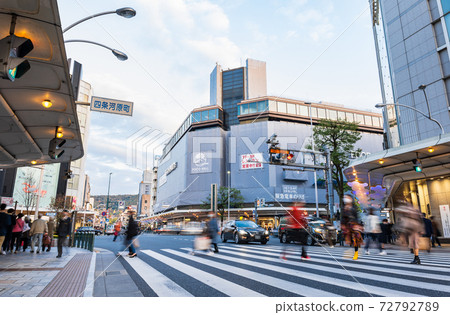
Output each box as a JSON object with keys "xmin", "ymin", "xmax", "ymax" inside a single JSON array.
[{"xmin": 90, "ymin": 96, "xmax": 133, "ymax": 116}]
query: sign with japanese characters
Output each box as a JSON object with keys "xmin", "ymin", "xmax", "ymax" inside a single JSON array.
[
  {"xmin": 240, "ymin": 153, "xmax": 263, "ymax": 170},
  {"xmin": 439, "ymin": 205, "xmax": 450, "ymax": 238},
  {"xmin": 90, "ymin": 96, "xmax": 133, "ymax": 116},
  {"xmin": 191, "ymin": 152, "xmax": 212, "ymax": 174}
]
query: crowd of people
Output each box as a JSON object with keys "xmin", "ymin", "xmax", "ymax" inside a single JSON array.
[{"xmin": 0, "ymin": 203, "xmax": 72, "ymax": 258}]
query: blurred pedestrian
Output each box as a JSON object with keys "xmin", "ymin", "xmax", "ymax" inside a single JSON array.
[
  {"xmin": 125, "ymin": 211, "xmax": 139, "ymax": 258},
  {"xmin": 30, "ymin": 214, "xmax": 47, "ymax": 253},
  {"xmin": 341, "ymin": 194, "xmax": 363, "ymax": 260},
  {"xmin": 20, "ymin": 217, "xmax": 31, "ymax": 252},
  {"xmin": 430, "ymin": 216, "xmax": 442, "ymax": 248},
  {"xmin": 56, "ymin": 210, "xmax": 72, "ymax": 258},
  {"xmin": 113, "ymin": 221, "xmax": 121, "ymax": 242},
  {"xmin": 364, "ymin": 207, "xmax": 383, "ymax": 255},
  {"xmin": 280, "ymin": 206, "xmax": 310, "ymax": 261},
  {"xmin": 394, "ymin": 200, "xmax": 424, "ymax": 264},
  {"xmin": 0, "ymin": 204, "xmax": 11, "ymax": 255},
  {"xmin": 379, "ymin": 219, "xmax": 390, "ymax": 254},
  {"xmin": 42, "ymin": 217, "xmax": 55, "ymax": 252},
  {"xmin": 422, "ymin": 213, "xmax": 432, "ymax": 252},
  {"xmin": 11, "ymin": 213, "xmax": 24, "ymax": 254},
  {"xmin": 206, "ymin": 211, "xmax": 220, "ymax": 253}
]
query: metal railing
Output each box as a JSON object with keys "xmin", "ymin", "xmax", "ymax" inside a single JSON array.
[{"xmin": 73, "ymin": 231, "xmax": 95, "ymax": 252}]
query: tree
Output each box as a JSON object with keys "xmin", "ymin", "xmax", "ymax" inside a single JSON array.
[
  {"xmin": 313, "ymin": 119, "xmax": 362, "ymax": 215},
  {"xmin": 202, "ymin": 186, "xmax": 245, "ymax": 227},
  {"xmin": 19, "ymin": 171, "xmax": 37, "ymax": 216}
]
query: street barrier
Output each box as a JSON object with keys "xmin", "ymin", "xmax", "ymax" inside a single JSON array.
[{"xmin": 73, "ymin": 231, "xmax": 95, "ymax": 252}]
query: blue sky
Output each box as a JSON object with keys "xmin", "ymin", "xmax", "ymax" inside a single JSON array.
[{"xmin": 58, "ymin": 0, "xmax": 382, "ymax": 196}]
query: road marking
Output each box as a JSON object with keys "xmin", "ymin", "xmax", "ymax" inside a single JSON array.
[
  {"xmin": 141, "ymin": 250, "xmax": 265, "ymax": 297},
  {"xmin": 121, "ymin": 255, "xmax": 193, "ymax": 297},
  {"xmin": 215, "ymin": 248, "xmax": 422, "ymax": 297},
  {"xmin": 217, "ymin": 246, "xmax": 450, "ymax": 294},
  {"xmin": 174, "ymin": 248, "xmax": 338, "ymax": 297}
]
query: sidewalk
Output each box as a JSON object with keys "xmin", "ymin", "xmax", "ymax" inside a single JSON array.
[{"xmin": 0, "ymin": 247, "xmax": 141, "ymax": 297}]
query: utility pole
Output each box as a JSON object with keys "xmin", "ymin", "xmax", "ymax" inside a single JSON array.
[{"xmin": 106, "ymin": 172, "xmax": 112, "ymax": 233}]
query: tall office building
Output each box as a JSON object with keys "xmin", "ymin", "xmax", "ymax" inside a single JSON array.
[
  {"xmin": 372, "ymin": 0, "xmax": 450, "ymax": 147},
  {"xmin": 210, "ymin": 59, "xmax": 267, "ymax": 128}
]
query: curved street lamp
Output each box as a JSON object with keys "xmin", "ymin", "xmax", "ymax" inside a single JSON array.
[
  {"xmin": 65, "ymin": 39, "xmax": 128, "ymax": 61},
  {"xmin": 375, "ymin": 102, "xmax": 444, "ymax": 134},
  {"xmin": 63, "ymin": 7, "xmax": 136, "ymax": 33}
]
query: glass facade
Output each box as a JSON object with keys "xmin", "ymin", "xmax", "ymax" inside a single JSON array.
[
  {"xmin": 222, "ymin": 68, "xmax": 245, "ymax": 127},
  {"xmin": 238, "ymin": 99, "xmax": 383, "ymax": 128}
]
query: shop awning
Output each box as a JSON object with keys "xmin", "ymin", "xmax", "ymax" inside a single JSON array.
[{"xmin": 0, "ymin": 0, "xmax": 83, "ymax": 167}]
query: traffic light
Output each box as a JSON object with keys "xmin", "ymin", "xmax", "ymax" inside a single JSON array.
[
  {"xmin": 48, "ymin": 138, "xmax": 66, "ymax": 159},
  {"xmin": 412, "ymin": 158, "xmax": 422, "ymax": 172},
  {"xmin": 64, "ymin": 170, "xmax": 74, "ymax": 180},
  {"xmin": 0, "ymin": 35, "xmax": 34, "ymax": 81}
]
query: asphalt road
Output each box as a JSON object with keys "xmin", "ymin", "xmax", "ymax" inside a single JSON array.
[{"xmin": 93, "ymin": 233, "xmax": 450, "ymax": 297}]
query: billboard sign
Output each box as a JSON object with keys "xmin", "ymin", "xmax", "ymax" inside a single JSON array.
[
  {"xmin": 439, "ymin": 205, "xmax": 450, "ymax": 238},
  {"xmin": 1, "ymin": 197, "xmax": 14, "ymax": 207},
  {"xmin": 240, "ymin": 153, "xmax": 263, "ymax": 170},
  {"xmin": 90, "ymin": 96, "xmax": 133, "ymax": 116}
]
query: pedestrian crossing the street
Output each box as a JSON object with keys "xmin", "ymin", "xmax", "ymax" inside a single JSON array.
[{"xmin": 117, "ymin": 243, "xmax": 450, "ymax": 297}]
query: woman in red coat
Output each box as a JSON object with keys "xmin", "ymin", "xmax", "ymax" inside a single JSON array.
[{"xmin": 280, "ymin": 206, "xmax": 310, "ymax": 260}]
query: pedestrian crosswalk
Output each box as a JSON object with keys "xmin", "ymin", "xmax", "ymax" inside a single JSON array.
[{"xmin": 117, "ymin": 243, "xmax": 450, "ymax": 297}]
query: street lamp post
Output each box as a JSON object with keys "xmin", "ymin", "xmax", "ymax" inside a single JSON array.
[
  {"xmin": 63, "ymin": 7, "xmax": 136, "ymax": 33},
  {"xmin": 106, "ymin": 172, "xmax": 112, "ymax": 233},
  {"xmin": 227, "ymin": 170, "xmax": 231, "ymax": 221},
  {"xmin": 65, "ymin": 40, "xmax": 128, "ymax": 61},
  {"xmin": 375, "ymin": 102, "xmax": 444, "ymax": 135},
  {"xmin": 305, "ymin": 102, "xmax": 320, "ymax": 217}
]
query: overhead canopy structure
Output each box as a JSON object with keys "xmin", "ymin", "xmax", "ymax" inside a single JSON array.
[
  {"xmin": 0, "ymin": 0, "xmax": 83, "ymax": 168},
  {"xmin": 344, "ymin": 133, "xmax": 450, "ymax": 195}
]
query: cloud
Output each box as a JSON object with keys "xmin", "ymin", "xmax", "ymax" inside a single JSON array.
[{"xmin": 184, "ymin": 36, "xmax": 241, "ymax": 65}]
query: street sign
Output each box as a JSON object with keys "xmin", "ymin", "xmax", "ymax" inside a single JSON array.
[
  {"xmin": 101, "ymin": 211, "xmax": 106, "ymax": 216},
  {"xmin": 90, "ymin": 96, "xmax": 133, "ymax": 116}
]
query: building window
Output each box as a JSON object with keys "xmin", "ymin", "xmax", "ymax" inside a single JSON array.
[
  {"xmin": 239, "ymin": 104, "xmax": 248, "ymax": 115},
  {"xmin": 298, "ymin": 105, "xmax": 308, "ymax": 116},
  {"xmin": 209, "ymin": 109, "xmax": 217, "ymax": 120},
  {"xmin": 364, "ymin": 115, "xmax": 372, "ymax": 126},
  {"xmin": 257, "ymin": 100, "xmax": 268, "ymax": 112},
  {"xmin": 337, "ymin": 111, "xmax": 346, "ymax": 120},
  {"xmin": 277, "ymin": 102, "xmax": 287, "ymax": 113},
  {"xmin": 327, "ymin": 110, "xmax": 337, "ymax": 120},
  {"xmin": 249, "ymin": 102, "xmax": 257, "ymax": 113},
  {"xmin": 201, "ymin": 110, "xmax": 209, "ymax": 121},
  {"xmin": 310, "ymin": 107, "xmax": 317, "ymax": 118},
  {"xmin": 345, "ymin": 112, "xmax": 355, "ymax": 122},
  {"xmin": 287, "ymin": 103, "xmax": 296, "ymax": 115},
  {"xmin": 442, "ymin": 0, "xmax": 450, "ymax": 14},
  {"xmin": 355, "ymin": 114, "xmax": 364, "ymax": 124},
  {"xmin": 268, "ymin": 100, "xmax": 277, "ymax": 111},
  {"xmin": 317, "ymin": 108, "xmax": 326, "ymax": 119},
  {"xmin": 192, "ymin": 111, "xmax": 201, "ymax": 123}
]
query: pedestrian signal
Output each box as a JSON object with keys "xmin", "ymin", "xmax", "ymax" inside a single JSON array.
[
  {"xmin": 48, "ymin": 138, "xmax": 66, "ymax": 159},
  {"xmin": 412, "ymin": 158, "xmax": 422, "ymax": 172},
  {"xmin": 0, "ymin": 35, "xmax": 34, "ymax": 81}
]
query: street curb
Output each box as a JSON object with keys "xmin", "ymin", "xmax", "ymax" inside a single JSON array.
[{"xmin": 83, "ymin": 251, "xmax": 97, "ymax": 297}]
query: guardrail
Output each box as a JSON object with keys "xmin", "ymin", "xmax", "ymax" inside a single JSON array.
[{"xmin": 73, "ymin": 231, "xmax": 95, "ymax": 252}]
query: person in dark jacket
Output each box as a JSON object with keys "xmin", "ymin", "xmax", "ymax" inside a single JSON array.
[
  {"xmin": 3, "ymin": 208, "xmax": 16, "ymax": 253},
  {"xmin": 125, "ymin": 212, "xmax": 139, "ymax": 258},
  {"xmin": 0, "ymin": 204, "xmax": 11, "ymax": 255},
  {"xmin": 56, "ymin": 210, "xmax": 72, "ymax": 258},
  {"xmin": 206, "ymin": 211, "xmax": 220, "ymax": 253},
  {"xmin": 430, "ymin": 216, "xmax": 442, "ymax": 247},
  {"xmin": 341, "ymin": 194, "xmax": 363, "ymax": 260},
  {"xmin": 422, "ymin": 213, "xmax": 433, "ymax": 252}
]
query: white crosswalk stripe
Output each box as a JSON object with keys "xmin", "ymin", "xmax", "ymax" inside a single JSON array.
[
  {"xmin": 119, "ymin": 253, "xmax": 193, "ymax": 297},
  {"xmin": 117, "ymin": 244, "xmax": 450, "ymax": 297},
  {"xmin": 141, "ymin": 249, "xmax": 265, "ymax": 297}
]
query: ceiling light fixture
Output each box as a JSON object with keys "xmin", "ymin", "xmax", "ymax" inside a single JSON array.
[
  {"xmin": 42, "ymin": 99, "xmax": 52, "ymax": 108},
  {"xmin": 428, "ymin": 147, "xmax": 434, "ymax": 153},
  {"xmin": 378, "ymin": 159, "xmax": 385, "ymax": 164},
  {"xmin": 31, "ymin": 160, "xmax": 37, "ymax": 165}
]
